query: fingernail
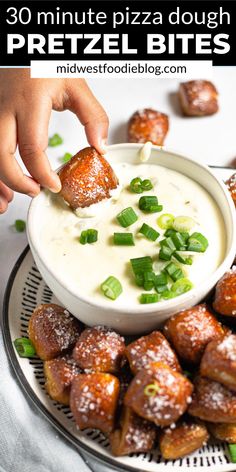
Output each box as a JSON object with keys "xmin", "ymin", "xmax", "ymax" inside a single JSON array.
[
  {"xmin": 0, "ymin": 197, "xmax": 7, "ymax": 212},
  {"xmin": 49, "ymin": 173, "xmax": 62, "ymax": 193},
  {"xmin": 100, "ymin": 139, "xmax": 108, "ymax": 154}
]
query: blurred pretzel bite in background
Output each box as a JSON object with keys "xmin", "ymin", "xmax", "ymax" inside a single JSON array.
[
  {"xmin": 178, "ymin": 80, "xmax": 219, "ymax": 116},
  {"xmin": 44, "ymin": 354, "xmax": 81, "ymax": 405},
  {"xmin": 59, "ymin": 147, "xmax": 118, "ymax": 210},
  {"xmin": 124, "ymin": 362, "xmax": 193, "ymax": 427},
  {"xmin": 110, "ymin": 406, "xmax": 157, "ymax": 456},
  {"xmin": 127, "ymin": 108, "xmax": 169, "ymax": 146},
  {"xmin": 163, "ymin": 304, "xmax": 226, "ymax": 365},
  {"xmin": 200, "ymin": 334, "xmax": 236, "ymax": 391},
  {"xmin": 225, "ymin": 173, "xmax": 236, "ymax": 207},
  {"xmin": 188, "ymin": 376, "xmax": 236, "ymax": 423},
  {"xmin": 207, "ymin": 423, "xmax": 236, "ymax": 443},
  {"xmin": 125, "ymin": 330, "xmax": 181, "ymax": 375},
  {"xmin": 73, "ymin": 326, "xmax": 125, "ymax": 373},
  {"xmin": 159, "ymin": 419, "xmax": 209, "ymax": 460},
  {"xmin": 213, "ymin": 267, "xmax": 236, "ymax": 316},
  {"xmin": 70, "ymin": 372, "xmax": 120, "ymax": 434},
  {"xmin": 28, "ymin": 304, "xmax": 82, "ymax": 361}
]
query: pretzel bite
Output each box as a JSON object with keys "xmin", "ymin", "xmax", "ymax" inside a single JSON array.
[
  {"xmin": 159, "ymin": 420, "xmax": 209, "ymax": 460},
  {"xmin": 207, "ymin": 422, "xmax": 236, "ymax": 443},
  {"xmin": 44, "ymin": 355, "xmax": 81, "ymax": 405},
  {"xmin": 188, "ymin": 376, "xmax": 236, "ymax": 423},
  {"xmin": 125, "ymin": 331, "xmax": 181, "ymax": 375},
  {"xmin": 70, "ymin": 373, "xmax": 120, "ymax": 434},
  {"xmin": 28, "ymin": 304, "xmax": 82, "ymax": 361},
  {"xmin": 110, "ymin": 406, "xmax": 157, "ymax": 456},
  {"xmin": 59, "ymin": 147, "xmax": 118, "ymax": 210},
  {"xmin": 124, "ymin": 362, "xmax": 193, "ymax": 427},
  {"xmin": 163, "ymin": 304, "xmax": 225, "ymax": 365},
  {"xmin": 73, "ymin": 326, "xmax": 125, "ymax": 373},
  {"xmin": 213, "ymin": 268, "xmax": 236, "ymax": 316},
  {"xmin": 225, "ymin": 173, "xmax": 236, "ymax": 207},
  {"xmin": 200, "ymin": 334, "xmax": 236, "ymax": 391},
  {"xmin": 178, "ymin": 80, "xmax": 218, "ymax": 116},
  {"xmin": 128, "ymin": 108, "xmax": 169, "ymax": 146}
]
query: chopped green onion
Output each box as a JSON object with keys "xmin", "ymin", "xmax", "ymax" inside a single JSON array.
[
  {"xmin": 130, "ymin": 256, "xmax": 153, "ymax": 276},
  {"xmin": 48, "ymin": 133, "xmax": 63, "ymax": 147},
  {"xmin": 80, "ymin": 229, "xmax": 98, "ymax": 244},
  {"xmin": 157, "ymin": 213, "xmax": 174, "ymax": 230},
  {"xmin": 171, "ymin": 232, "xmax": 187, "ymax": 250},
  {"xmin": 228, "ymin": 444, "xmax": 236, "ymax": 463},
  {"xmin": 173, "ymin": 252, "xmax": 193, "ymax": 265},
  {"xmin": 113, "ymin": 233, "xmax": 135, "ymax": 246},
  {"xmin": 135, "ymin": 274, "xmax": 144, "ymax": 287},
  {"xmin": 160, "ymin": 237, "xmax": 176, "ymax": 252},
  {"xmin": 143, "ymin": 271, "xmax": 155, "ymax": 291},
  {"xmin": 164, "ymin": 229, "xmax": 177, "ymax": 238},
  {"xmin": 140, "ymin": 293, "xmax": 160, "ymax": 304},
  {"xmin": 173, "ymin": 216, "xmax": 196, "ymax": 233},
  {"xmin": 139, "ymin": 196, "xmax": 163, "ymax": 213},
  {"xmin": 162, "ymin": 289, "xmax": 176, "ymax": 300},
  {"xmin": 14, "ymin": 219, "xmax": 26, "ymax": 232},
  {"xmin": 141, "ymin": 179, "xmax": 153, "ymax": 191},
  {"xmin": 60, "ymin": 152, "xmax": 72, "ymax": 163},
  {"xmin": 144, "ymin": 382, "xmax": 160, "ymax": 396},
  {"xmin": 154, "ymin": 272, "xmax": 168, "ymax": 287},
  {"xmin": 117, "ymin": 207, "xmax": 138, "ymax": 227},
  {"xmin": 139, "ymin": 223, "xmax": 159, "ymax": 241},
  {"xmin": 14, "ymin": 338, "xmax": 36, "ymax": 358},
  {"xmin": 187, "ymin": 232, "xmax": 209, "ymax": 253},
  {"xmin": 130, "ymin": 177, "xmax": 143, "ymax": 194},
  {"xmin": 171, "ymin": 277, "xmax": 194, "ymax": 296},
  {"xmin": 159, "ymin": 246, "xmax": 173, "ymax": 261},
  {"xmin": 156, "ymin": 284, "xmax": 168, "ymax": 294},
  {"xmin": 165, "ymin": 262, "xmax": 184, "ymax": 281},
  {"xmin": 101, "ymin": 276, "xmax": 123, "ymax": 300}
]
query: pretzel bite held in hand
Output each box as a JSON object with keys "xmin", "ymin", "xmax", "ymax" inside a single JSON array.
[
  {"xmin": 59, "ymin": 147, "xmax": 118, "ymax": 210},
  {"xmin": 28, "ymin": 304, "xmax": 82, "ymax": 361},
  {"xmin": 188, "ymin": 377, "xmax": 236, "ymax": 423},
  {"xmin": 213, "ymin": 268, "xmax": 236, "ymax": 316},
  {"xmin": 128, "ymin": 108, "xmax": 169, "ymax": 146},
  {"xmin": 159, "ymin": 420, "xmax": 209, "ymax": 460},
  {"xmin": 225, "ymin": 173, "xmax": 236, "ymax": 207},
  {"xmin": 70, "ymin": 373, "xmax": 120, "ymax": 434},
  {"xmin": 207, "ymin": 422, "xmax": 236, "ymax": 443},
  {"xmin": 163, "ymin": 304, "xmax": 226, "ymax": 365},
  {"xmin": 200, "ymin": 334, "xmax": 236, "ymax": 391},
  {"xmin": 73, "ymin": 326, "xmax": 125, "ymax": 373},
  {"xmin": 124, "ymin": 362, "xmax": 193, "ymax": 427},
  {"xmin": 110, "ymin": 406, "xmax": 157, "ymax": 456},
  {"xmin": 178, "ymin": 80, "xmax": 219, "ymax": 116},
  {"xmin": 125, "ymin": 331, "xmax": 181, "ymax": 375},
  {"xmin": 44, "ymin": 354, "xmax": 81, "ymax": 405}
]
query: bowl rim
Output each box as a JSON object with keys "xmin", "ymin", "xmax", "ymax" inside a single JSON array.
[{"xmin": 27, "ymin": 143, "xmax": 236, "ymax": 315}]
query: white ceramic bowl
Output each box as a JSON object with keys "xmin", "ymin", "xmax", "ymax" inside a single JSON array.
[{"xmin": 27, "ymin": 144, "xmax": 236, "ymax": 334}]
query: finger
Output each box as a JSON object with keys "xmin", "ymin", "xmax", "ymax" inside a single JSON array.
[
  {"xmin": 17, "ymin": 100, "xmax": 61, "ymax": 193},
  {"xmin": 65, "ymin": 80, "xmax": 109, "ymax": 154},
  {"xmin": 0, "ymin": 195, "xmax": 8, "ymax": 214},
  {"xmin": 0, "ymin": 114, "xmax": 40, "ymax": 196},
  {"xmin": 0, "ymin": 180, "xmax": 14, "ymax": 202}
]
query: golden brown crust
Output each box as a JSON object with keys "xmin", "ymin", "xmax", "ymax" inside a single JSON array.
[
  {"xmin": 73, "ymin": 326, "xmax": 125, "ymax": 373},
  {"xmin": 200, "ymin": 334, "xmax": 236, "ymax": 391},
  {"xmin": 188, "ymin": 376, "xmax": 236, "ymax": 423},
  {"xmin": 213, "ymin": 268, "xmax": 236, "ymax": 316},
  {"xmin": 44, "ymin": 354, "xmax": 81, "ymax": 405},
  {"xmin": 125, "ymin": 331, "xmax": 181, "ymax": 375},
  {"xmin": 159, "ymin": 420, "xmax": 209, "ymax": 460},
  {"xmin": 124, "ymin": 362, "xmax": 193, "ymax": 427},
  {"xmin": 163, "ymin": 304, "xmax": 225, "ymax": 365},
  {"xmin": 127, "ymin": 108, "xmax": 169, "ymax": 146},
  {"xmin": 28, "ymin": 304, "xmax": 82, "ymax": 361},
  {"xmin": 59, "ymin": 147, "xmax": 118, "ymax": 209},
  {"xmin": 110, "ymin": 406, "xmax": 157, "ymax": 456},
  {"xmin": 207, "ymin": 422, "xmax": 236, "ymax": 443},
  {"xmin": 70, "ymin": 373, "xmax": 120, "ymax": 434},
  {"xmin": 178, "ymin": 80, "xmax": 218, "ymax": 116},
  {"xmin": 225, "ymin": 173, "xmax": 236, "ymax": 207}
]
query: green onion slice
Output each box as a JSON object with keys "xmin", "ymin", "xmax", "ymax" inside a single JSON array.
[
  {"xmin": 139, "ymin": 196, "xmax": 162, "ymax": 213},
  {"xmin": 130, "ymin": 177, "xmax": 143, "ymax": 194},
  {"xmin": 143, "ymin": 271, "xmax": 155, "ymax": 291},
  {"xmin": 130, "ymin": 256, "xmax": 153, "ymax": 276},
  {"xmin": 157, "ymin": 213, "xmax": 174, "ymax": 230},
  {"xmin": 101, "ymin": 276, "xmax": 123, "ymax": 300},
  {"xmin": 48, "ymin": 133, "xmax": 63, "ymax": 147},
  {"xmin": 165, "ymin": 262, "xmax": 184, "ymax": 281},
  {"xmin": 173, "ymin": 252, "xmax": 193, "ymax": 265},
  {"xmin": 141, "ymin": 179, "xmax": 153, "ymax": 191},
  {"xmin": 155, "ymin": 272, "xmax": 168, "ymax": 287},
  {"xmin": 117, "ymin": 207, "xmax": 138, "ymax": 228},
  {"xmin": 14, "ymin": 219, "xmax": 26, "ymax": 232},
  {"xmin": 139, "ymin": 223, "xmax": 159, "ymax": 241},
  {"xmin": 187, "ymin": 232, "xmax": 209, "ymax": 253},
  {"xmin": 80, "ymin": 229, "xmax": 98, "ymax": 244},
  {"xmin": 160, "ymin": 237, "xmax": 176, "ymax": 252},
  {"xmin": 159, "ymin": 246, "xmax": 173, "ymax": 261},
  {"xmin": 228, "ymin": 444, "xmax": 236, "ymax": 463},
  {"xmin": 140, "ymin": 293, "xmax": 160, "ymax": 304},
  {"xmin": 144, "ymin": 382, "xmax": 160, "ymax": 396},
  {"xmin": 173, "ymin": 216, "xmax": 196, "ymax": 233},
  {"xmin": 14, "ymin": 338, "xmax": 36, "ymax": 358},
  {"xmin": 171, "ymin": 277, "xmax": 194, "ymax": 296},
  {"xmin": 113, "ymin": 233, "xmax": 135, "ymax": 246},
  {"xmin": 60, "ymin": 152, "xmax": 72, "ymax": 163}
]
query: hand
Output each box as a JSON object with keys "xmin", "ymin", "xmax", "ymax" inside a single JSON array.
[{"xmin": 0, "ymin": 69, "xmax": 109, "ymax": 213}]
